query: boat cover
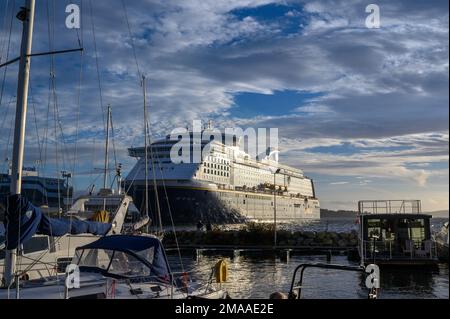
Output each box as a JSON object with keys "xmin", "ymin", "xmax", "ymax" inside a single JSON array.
[
  {"xmin": 79, "ymin": 235, "xmax": 170, "ymax": 279},
  {"xmin": 3, "ymin": 194, "xmax": 111, "ymax": 250}
]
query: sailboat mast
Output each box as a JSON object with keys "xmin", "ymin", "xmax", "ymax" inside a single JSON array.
[
  {"xmin": 103, "ymin": 105, "xmax": 111, "ymax": 189},
  {"xmin": 143, "ymin": 76, "xmax": 149, "ymax": 222},
  {"xmin": 4, "ymin": 0, "xmax": 36, "ymax": 290}
]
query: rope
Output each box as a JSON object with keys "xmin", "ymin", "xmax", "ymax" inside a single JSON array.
[
  {"xmin": 0, "ymin": 0, "xmax": 14, "ymax": 113},
  {"xmin": 28, "ymin": 83, "xmax": 43, "ymax": 166},
  {"xmin": 0, "ymin": 0, "xmax": 11, "ymax": 62},
  {"xmin": 88, "ymin": 0, "xmax": 106, "ymax": 132},
  {"xmin": 67, "ymin": 0, "xmax": 85, "ymax": 260},
  {"xmin": 109, "ymin": 111, "xmax": 119, "ymax": 183},
  {"xmin": 121, "ymin": 0, "xmax": 142, "ymax": 81},
  {"xmin": 153, "ymin": 154, "xmax": 185, "ymax": 273},
  {"xmin": 0, "ymin": 97, "xmax": 14, "ymax": 173}
]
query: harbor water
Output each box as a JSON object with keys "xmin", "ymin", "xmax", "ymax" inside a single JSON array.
[{"xmin": 168, "ymin": 218, "xmax": 449, "ymax": 299}]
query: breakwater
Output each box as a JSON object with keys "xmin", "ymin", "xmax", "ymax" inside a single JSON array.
[{"xmin": 162, "ymin": 223, "xmax": 359, "ymax": 248}]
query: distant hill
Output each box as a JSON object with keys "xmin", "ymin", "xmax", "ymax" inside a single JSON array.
[
  {"xmin": 427, "ymin": 210, "xmax": 449, "ymax": 218},
  {"xmin": 321, "ymin": 208, "xmax": 449, "ymax": 219},
  {"xmin": 320, "ymin": 208, "xmax": 357, "ymax": 219}
]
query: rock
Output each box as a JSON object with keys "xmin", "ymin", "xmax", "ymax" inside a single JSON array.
[
  {"xmin": 303, "ymin": 231, "xmax": 315, "ymax": 239},
  {"xmin": 337, "ymin": 239, "xmax": 348, "ymax": 247},
  {"xmin": 329, "ymin": 232, "xmax": 338, "ymax": 240}
]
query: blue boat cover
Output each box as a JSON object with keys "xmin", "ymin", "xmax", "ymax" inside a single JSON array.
[
  {"xmin": 79, "ymin": 235, "xmax": 170, "ymax": 279},
  {"xmin": 4, "ymin": 195, "xmax": 112, "ymax": 250}
]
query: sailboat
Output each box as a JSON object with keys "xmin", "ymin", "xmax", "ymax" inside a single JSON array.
[
  {"xmin": 0, "ymin": 0, "xmax": 229, "ymax": 299},
  {"xmin": 0, "ymin": 94, "xmax": 147, "ymax": 283}
]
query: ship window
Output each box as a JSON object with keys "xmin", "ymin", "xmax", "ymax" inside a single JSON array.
[
  {"xmin": 22, "ymin": 236, "xmax": 49, "ymax": 255},
  {"xmin": 243, "ymin": 200, "xmax": 246, "ymax": 204}
]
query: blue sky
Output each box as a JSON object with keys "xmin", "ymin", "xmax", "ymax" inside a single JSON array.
[{"xmin": 0, "ymin": 0, "xmax": 448, "ymax": 211}]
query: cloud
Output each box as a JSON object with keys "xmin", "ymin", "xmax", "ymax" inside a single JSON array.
[{"xmin": 0, "ymin": 0, "xmax": 447, "ymax": 210}]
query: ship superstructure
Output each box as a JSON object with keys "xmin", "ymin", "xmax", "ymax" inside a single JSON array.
[{"xmin": 125, "ymin": 128, "xmax": 320, "ymax": 224}]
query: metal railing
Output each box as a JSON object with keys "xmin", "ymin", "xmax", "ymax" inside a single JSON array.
[
  {"xmin": 362, "ymin": 240, "xmax": 437, "ymax": 261},
  {"xmin": 358, "ymin": 200, "xmax": 422, "ymax": 215},
  {"xmin": 288, "ymin": 263, "xmax": 377, "ymax": 299}
]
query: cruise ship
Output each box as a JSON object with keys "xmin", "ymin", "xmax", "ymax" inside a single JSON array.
[{"xmin": 124, "ymin": 127, "xmax": 320, "ymax": 225}]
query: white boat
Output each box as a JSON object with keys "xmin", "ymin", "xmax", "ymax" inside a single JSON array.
[
  {"xmin": 0, "ymin": 234, "xmax": 228, "ymax": 299},
  {"xmin": 0, "ymin": 0, "xmax": 229, "ymax": 299},
  {"xmin": 0, "ymin": 187, "xmax": 143, "ymax": 282}
]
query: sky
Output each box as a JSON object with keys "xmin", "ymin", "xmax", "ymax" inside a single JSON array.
[{"xmin": 0, "ymin": 0, "xmax": 448, "ymax": 212}]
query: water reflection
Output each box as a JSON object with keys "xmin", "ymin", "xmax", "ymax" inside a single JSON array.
[
  {"xmin": 167, "ymin": 253, "xmax": 448, "ymax": 299},
  {"xmin": 167, "ymin": 218, "xmax": 448, "ymax": 299}
]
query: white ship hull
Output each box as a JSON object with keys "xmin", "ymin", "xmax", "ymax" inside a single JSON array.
[{"xmin": 125, "ymin": 129, "xmax": 320, "ymax": 224}]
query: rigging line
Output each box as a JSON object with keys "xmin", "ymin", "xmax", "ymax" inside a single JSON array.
[
  {"xmin": 89, "ymin": 135, "xmax": 96, "ymax": 186},
  {"xmin": 69, "ymin": 42, "xmax": 84, "ymax": 204},
  {"xmin": 1, "ymin": 97, "xmax": 15, "ymax": 173},
  {"xmin": 0, "ymin": 0, "xmax": 10, "ymax": 62},
  {"xmin": 48, "ymin": 1, "xmax": 71, "ymax": 174},
  {"xmin": 141, "ymin": 81, "xmax": 181, "ymax": 267},
  {"xmin": 68, "ymin": 47, "xmax": 83, "ymax": 257},
  {"xmin": 28, "ymin": 83, "xmax": 43, "ymax": 167},
  {"xmin": 18, "ymin": 236, "xmax": 67, "ymax": 274},
  {"xmin": 109, "ymin": 111, "xmax": 118, "ymax": 176},
  {"xmin": 143, "ymin": 77, "xmax": 162, "ymax": 233},
  {"xmin": 153, "ymin": 146, "xmax": 185, "ymax": 273},
  {"xmin": 147, "ymin": 123, "xmax": 162, "ymax": 233},
  {"xmin": 70, "ymin": 0, "xmax": 85, "ymax": 183},
  {"xmin": 0, "ymin": 0, "xmax": 15, "ymax": 111},
  {"xmin": 53, "ymin": 85, "xmax": 62, "ymax": 213},
  {"xmin": 41, "ymin": 75, "xmax": 52, "ymax": 207},
  {"xmin": 0, "ymin": 95, "xmax": 14, "ymax": 141},
  {"xmin": 39, "ymin": 0, "xmax": 55, "ymax": 208},
  {"xmin": 88, "ymin": 0, "xmax": 106, "ymax": 132},
  {"xmin": 143, "ymin": 118, "xmax": 184, "ymax": 270},
  {"xmin": 121, "ymin": 0, "xmax": 142, "ymax": 81}
]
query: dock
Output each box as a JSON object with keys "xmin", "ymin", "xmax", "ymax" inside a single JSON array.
[{"xmin": 165, "ymin": 244, "xmax": 358, "ymax": 262}]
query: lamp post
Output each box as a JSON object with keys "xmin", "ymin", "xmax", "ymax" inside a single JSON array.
[{"xmin": 273, "ymin": 168, "xmax": 281, "ymax": 246}]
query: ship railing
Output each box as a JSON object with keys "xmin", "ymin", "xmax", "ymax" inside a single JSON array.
[
  {"xmin": 362, "ymin": 239, "xmax": 437, "ymax": 261},
  {"xmin": 358, "ymin": 200, "xmax": 422, "ymax": 215}
]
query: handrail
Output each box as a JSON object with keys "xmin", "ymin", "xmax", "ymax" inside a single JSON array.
[
  {"xmin": 288, "ymin": 263, "xmax": 365, "ymax": 299},
  {"xmin": 362, "ymin": 239, "xmax": 436, "ymax": 260}
]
